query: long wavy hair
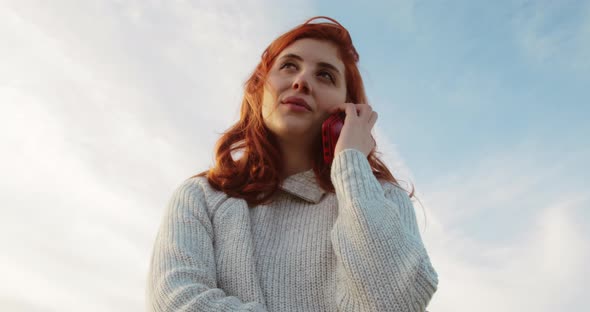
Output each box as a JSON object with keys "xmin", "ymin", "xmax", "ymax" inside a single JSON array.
[{"xmin": 194, "ymin": 16, "xmax": 412, "ymax": 207}]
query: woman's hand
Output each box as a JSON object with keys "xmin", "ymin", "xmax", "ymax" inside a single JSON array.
[{"xmin": 329, "ymin": 103, "xmax": 378, "ymax": 158}]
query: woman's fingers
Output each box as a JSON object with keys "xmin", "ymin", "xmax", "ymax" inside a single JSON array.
[
  {"xmin": 329, "ymin": 103, "xmax": 379, "ymax": 157},
  {"xmin": 330, "ymin": 103, "xmax": 375, "ymax": 122},
  {"xmin": 345, "ymin": 102, "xmax": 358, "ymax": 118}
]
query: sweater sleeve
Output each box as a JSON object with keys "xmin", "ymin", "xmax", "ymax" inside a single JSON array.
[
  {"xmin": 330, "ymin": 149, "xmax": 438, "ymax": 311},
  {"xmin": 146, "ymin": 178, "xmax": 267, "ymax": 312}
]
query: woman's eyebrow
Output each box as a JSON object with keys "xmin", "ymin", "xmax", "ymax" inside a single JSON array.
[{"xmin": 280, "ymin": 53, "xmax": 342, "ymax": 76}]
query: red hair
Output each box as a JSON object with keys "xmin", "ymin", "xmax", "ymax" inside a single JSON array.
[{"xmin": 195, "ymin": 16, "xmax": 410, "ymax": 207}]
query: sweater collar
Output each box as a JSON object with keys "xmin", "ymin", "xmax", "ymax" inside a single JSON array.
[{"xmin": 279, "ymin": 169, "xmax": 326, "ymax": 204}]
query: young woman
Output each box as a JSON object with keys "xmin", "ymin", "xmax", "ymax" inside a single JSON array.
[{"xmin": 147, "ymin": 16, "xmax": 438, "ymax": 311}]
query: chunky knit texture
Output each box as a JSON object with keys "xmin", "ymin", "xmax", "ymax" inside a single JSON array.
[{"xmin": 147, "ymin": 149, "xmax": 438, "ymax": 311}]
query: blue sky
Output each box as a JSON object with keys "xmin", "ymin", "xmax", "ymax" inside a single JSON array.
[
  {"xmin": 1, "ymin": 1, "xmax": 588, "ymax": 311},
  {"xmin": 320, "ymin": 0, "xmax": 589, "ymax": 173}
]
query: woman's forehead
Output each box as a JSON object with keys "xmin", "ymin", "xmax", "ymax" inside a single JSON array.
[{"xmin": 278, "ymin": 39, "xmax": 344, "ymax": 70}]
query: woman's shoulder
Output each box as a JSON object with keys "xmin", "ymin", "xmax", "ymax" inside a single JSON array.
[
  {"xmin": 169, "ymin": 174, "xmax": 238, "ymax": 217},
  {"xmin": 173, "ymin": 174, "xmax": 228, "ymax": 202}
]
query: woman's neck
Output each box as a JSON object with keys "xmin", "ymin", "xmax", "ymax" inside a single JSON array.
[{"xmin": 279, "ymin": 140, "xmax": 314, "ymax": 178}]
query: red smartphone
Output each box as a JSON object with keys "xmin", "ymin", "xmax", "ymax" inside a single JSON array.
[{"xmin": 321, "ymin": 111, "xmax": 345, "ymax": 164}]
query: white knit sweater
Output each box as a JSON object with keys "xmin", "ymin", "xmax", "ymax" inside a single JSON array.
[{"xmin": 146, "ymin": 149, "xmax": 438, "ymax": 311}]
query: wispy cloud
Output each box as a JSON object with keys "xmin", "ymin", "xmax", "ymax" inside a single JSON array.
[
  {"xmin": 420, "ymin": 141, "xmax": 589, "ymax": 311},
  {"xmin": 511, "ymin": 0, "xmax": 590, "ymax": 71}
]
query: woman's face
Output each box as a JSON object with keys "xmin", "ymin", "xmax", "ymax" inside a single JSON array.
[{"xmin": 261, "ymin": 38, "xmax": 347, "ymax": 143}]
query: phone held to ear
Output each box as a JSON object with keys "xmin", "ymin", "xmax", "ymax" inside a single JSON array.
[{"xmin": 321, "ymin": 111, "xmax": 345, "ymax": 164}]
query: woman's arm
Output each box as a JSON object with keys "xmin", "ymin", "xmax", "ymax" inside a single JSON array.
[
  {"xmin": 146, "ymin": 179, "xmax": 267, "ymax": 312},
  {"xmin": 330, "ymin": 149, "xmax": 438, "ymax": 311}
]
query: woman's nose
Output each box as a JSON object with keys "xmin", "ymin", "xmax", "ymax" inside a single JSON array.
[{"xmin": 292, "ymin": 73, "xmax": 311, "ymax": 93}]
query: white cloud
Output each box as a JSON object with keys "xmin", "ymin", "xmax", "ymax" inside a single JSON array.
[
  {"xmin": 420, "ymin": 142, "xmax": 589, "ymax": 311},
  {"xmin": 426, "ymin": 197, "xmax": 589, "ymax": 311}
]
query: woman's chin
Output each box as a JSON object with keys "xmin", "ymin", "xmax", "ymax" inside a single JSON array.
[{"xmin": 276, "ymin": 124, "xmax": 315, "ymax": 138}]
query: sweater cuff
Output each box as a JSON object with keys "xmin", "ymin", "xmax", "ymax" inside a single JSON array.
[{"xmin": 330, "ymin": 149, "xmax": 385, "ymax": 204}]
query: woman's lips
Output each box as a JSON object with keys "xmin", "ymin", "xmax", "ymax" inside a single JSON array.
[
  {"xmin": 283, "ymin": 102, "xmax": 311, "ymax": 112},
  {"xmin": 282, "ymin": 96, "xmax": 312, "ymax": 111}
]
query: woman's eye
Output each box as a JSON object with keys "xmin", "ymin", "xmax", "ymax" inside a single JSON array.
[
  {"xmin": 318, "ymin": 71, "xmax": 335, "ymax": 83},
  {"xmin": 280, "ymin": 62, "xmax": 297, "ymax": 70}
]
